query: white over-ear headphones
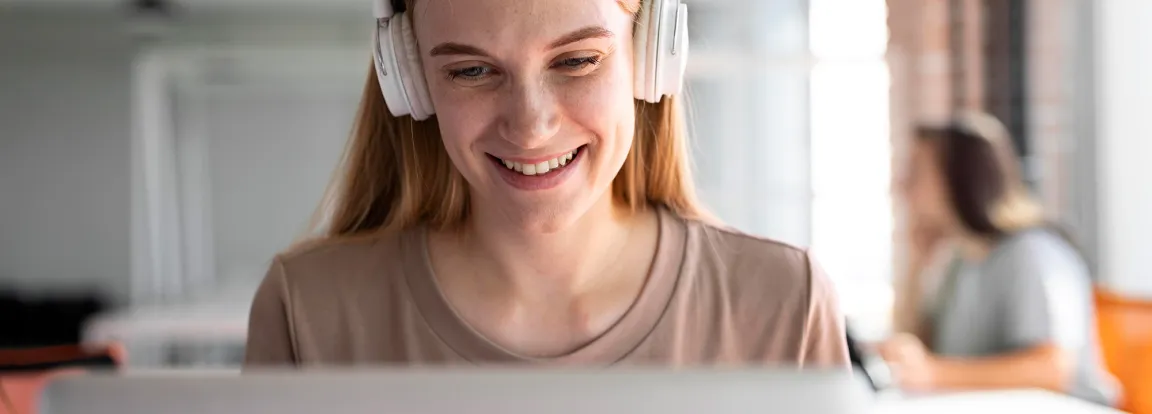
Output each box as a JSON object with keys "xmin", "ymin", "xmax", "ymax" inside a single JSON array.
[{"xmin": 372, "ymin": 0, "xmax": 689, "ymax": 121}]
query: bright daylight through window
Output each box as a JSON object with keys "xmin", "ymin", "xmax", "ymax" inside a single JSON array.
[{"xmin": 808, "ymin": 0, "xmax": 892, "ymax": 340}]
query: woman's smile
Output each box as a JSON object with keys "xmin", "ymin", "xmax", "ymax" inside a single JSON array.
[{"xmin": 487, "ymin": 145, "xmax": 587, "ymax": 191}]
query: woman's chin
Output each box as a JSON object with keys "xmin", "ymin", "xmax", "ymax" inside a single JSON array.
[
  {"xmin": 468, "ymin": 159, "xmax": 617, "ymax": 235},
  {"xmin": 494, "ymin": 203, "xmax": 590, "ymax": 234},
  {"xmin": 475, "ymin": 187, "xmax": 616, "ymax": 235}
]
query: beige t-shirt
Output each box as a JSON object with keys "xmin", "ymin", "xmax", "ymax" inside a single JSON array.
[{"xmin": 244, "ymin": 208, "xmax": 850, "ymax": 368}]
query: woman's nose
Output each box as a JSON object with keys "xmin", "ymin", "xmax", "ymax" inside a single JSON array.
[{"xmin": 497, "ymin": 79, "xmax": 561, "ymax": 149}]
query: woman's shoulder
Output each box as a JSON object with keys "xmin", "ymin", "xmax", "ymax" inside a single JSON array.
[
  {"xmin": 688, "ymin": 220, "xmax": 813, "ymax": 271},
  {"xmin": 281, "ymin": 231, "xmax": 398, "ymax": 266},
  {"xmin": 245, "ymin": 230, "xmax": 414, "ymax": 364},
  {"xmin": 674, "ymin": 216, "xmax": 847, "ymax": 365},
  {"xmin": 986, "ymin": 227, "xmax": 1091, "ymax": 283},
  {"xmin": 680, "ymin": 217, "xmax": 837, "ymax": 312},
  {"xmin": 261, "ymin": 230, "xmax": 408, "ymax": 296},
  {"xmin": 994, "ymin": 227, "xmax": 1086, "ymax": 268}
]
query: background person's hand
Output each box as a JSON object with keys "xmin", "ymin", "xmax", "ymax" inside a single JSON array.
[{"xmin": 878, "ymin": 333, "xmax": 939, "ymax": 392}]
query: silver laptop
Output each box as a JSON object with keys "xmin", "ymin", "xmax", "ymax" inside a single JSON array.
[{"xmin": 41, "ymin": 368, "xmax": 876, "ymax": 414}]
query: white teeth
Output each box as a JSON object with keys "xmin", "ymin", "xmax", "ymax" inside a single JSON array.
[{"xmin": 499, "ymin": 148, "xmax": 579, "ymax": 177}]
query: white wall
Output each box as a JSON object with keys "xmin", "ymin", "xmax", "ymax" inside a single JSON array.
[
  {"xmin": 0, "ymin": 8, "xmax": 368, "ymax": 305},
  {"xmin": 169, "ymin": 59, "xmax": 362, "ymax": 296},
  {"xmin": 0, "ymin": 11, "xmax": 136, "ymax": 304},
  {"xmin": 1096, "ymin": 0, "xmax": 1152, "ymax": 298}
]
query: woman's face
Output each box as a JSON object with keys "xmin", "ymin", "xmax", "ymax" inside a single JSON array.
[
  {"xmin": 899, "ymin": 141, "xmax": 954, "ymax": 231},
  {"xmin": 413, "ymin": 0, "xmax": 638, "ymax": 232}
]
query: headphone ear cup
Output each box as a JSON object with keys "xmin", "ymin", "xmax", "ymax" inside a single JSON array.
[
  {"xmin": 634, "ymin": 0, "xmax": 688, "ymax": 104},
  {"xmin": 374, "ymin": 18, "xmax": 414, "ymax": 117},
  {"xmin": 632, "ymin": 0, "xmax": 655, "ymax": 102},
  {"xmin": 397, "ymin": 13, "xmax": 435, "ymax": 120},
  {"xmin": 659, "ymin": 2, "xmax": 689, "ymax": 98}
]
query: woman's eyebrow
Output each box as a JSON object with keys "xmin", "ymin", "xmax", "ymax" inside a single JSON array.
[
  {"xmin": 429, "ymin": 26, "xmax": 615, "ymax": 58},
  {"xmin": 547, "ymin": 26, "xmax": 615, "ymax": 50},
  {"xmin": 429, "ymin": 43, "xmax": 491, "ymax": 58}
]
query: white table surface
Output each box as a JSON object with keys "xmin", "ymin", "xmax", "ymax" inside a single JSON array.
[
  {"xmin": 872, "ymin": 389, "xmax": 1125, "ymax": 414},
  {"xmin": 83, "ymin": 283, "xmax": 255, "ymax": 344},
  {"xmin": 84, "ymin": 302, "xmax": 250, "ymax": 344},
  {"xmin": 57, "ymin": 368, "xmax": 1122, "ymax": 413}
]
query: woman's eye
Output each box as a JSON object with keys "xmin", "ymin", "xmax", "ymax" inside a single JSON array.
[
  {"xmin": 448, "ymin": 66, "xmax": 491, "ymax": 80},
  {"xmin": 555, "ymin": 56, "xmax": 602, "ymax": 73}
]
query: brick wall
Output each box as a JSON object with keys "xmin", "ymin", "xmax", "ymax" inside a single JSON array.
[
  {"xmin": 888, "ymin": 0, "xmax": 1073, "ymax": 212},
  {"xmin": 886, "ymin": 0, "xmax": 1076, "ymax": 276},
  {"xmin": 886, "ymin": 0, "xmax": 955, "ymax": 284},
  {"xmin": 1026, "ymin": 0, "xmax": 1072, "ymax": 219}
]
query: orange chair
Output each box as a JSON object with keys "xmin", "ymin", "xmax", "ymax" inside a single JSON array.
[
  {"xmin": 1095, "ymin": 288, "xmax": 1152, "ymax": 414},
  {"xmin": 0, "ymin": 343, "xmax": 125, "ymax": 414}
]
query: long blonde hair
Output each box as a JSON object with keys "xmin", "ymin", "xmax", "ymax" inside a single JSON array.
[{"xmin": 305, "ymin": 1, "xmax": 707, "ymax": 242}]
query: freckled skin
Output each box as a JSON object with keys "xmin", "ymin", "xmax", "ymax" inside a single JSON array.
[{"xmin": 413, "ymin": 0, "xmax": 637, "ymax": 232}]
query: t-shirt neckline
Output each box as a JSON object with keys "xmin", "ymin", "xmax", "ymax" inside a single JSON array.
[{"xmin": 399, "ymin": 207, "xmax": 688, "ymax": 365}]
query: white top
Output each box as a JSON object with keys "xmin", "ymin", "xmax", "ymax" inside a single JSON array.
[{"xmin": 873, "ymin": 389, "xmax": 1124, "ymax": 414}]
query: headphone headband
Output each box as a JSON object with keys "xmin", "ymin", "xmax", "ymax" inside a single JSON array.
[
  {"xmin": 374, "ymin": 0, "xmax": 405, "ymax": 18},
  {"xmin": 372, "ymin": 0, "xmax": 688, "ymax": 120}
]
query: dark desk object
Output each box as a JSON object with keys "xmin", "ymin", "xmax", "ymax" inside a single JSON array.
[
  {"xmin": 847, "ymin": 328, "xmax": 893, "ymax": 392},
  {"xmin": 0, "ymin": 290, "xmax": 108, "ymax": 349}
]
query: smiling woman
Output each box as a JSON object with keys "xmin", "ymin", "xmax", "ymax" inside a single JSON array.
[{"xmin": 242, "ymin": 0, "xmax": 852, "ymax": 368}]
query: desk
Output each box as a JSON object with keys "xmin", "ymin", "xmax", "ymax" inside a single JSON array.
[
  {"xmin": 81, "ymin": 284, "xmax": 253, "ymax": 367},
  {"xmin": 83, "ymin": 284, "xmax": 254, "ymax": 345},
  {"xmin": 873, "ymin": 390, "xmax": 1125, "ymax": 414},
  {"xmin": 83, "ymin": 302, "xmax": 249, "ymax": 344}
]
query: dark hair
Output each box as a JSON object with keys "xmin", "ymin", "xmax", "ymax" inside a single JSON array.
[
  {"xmin": 914, "ymin": 112, "xmax": 1043, "ymax": 241},
  {"xmin": 916, "ymin": 125, "xmax": 1005, "ymax": 238},
  {"xmin": 916, "ymin": 113, "xmax": 1093, "ymax": 279}
]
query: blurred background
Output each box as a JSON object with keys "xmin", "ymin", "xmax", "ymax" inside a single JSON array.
[{"xmin": 0, "ymin": 0, "xmax": 1147, "ymax": 383}]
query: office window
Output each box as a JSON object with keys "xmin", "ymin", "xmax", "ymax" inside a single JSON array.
[
  {"xmin": 132, "ymin": 47, "xmax": 365, "ymax": 302},
  {"xmin": 809, "ymin": 0, "xmax": 892, "ymax": 338},
  {"xmin": 688, "ymin": 0, "xmax": 893, "ymax": 336},
  {"xmin": 687, "ymin": 0, "xmax": 812, "ymax": 246}
]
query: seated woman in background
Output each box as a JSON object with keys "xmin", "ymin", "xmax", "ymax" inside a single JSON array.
[{"xmin": 883, "ymin": 111, "xmax": 1120, "ymax": 405}]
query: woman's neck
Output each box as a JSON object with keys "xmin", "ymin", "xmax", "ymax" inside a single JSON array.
[
  {"xmin": 425, "ymin": 194, "xmax": 661, "ymax": 358},
  {"xmin": 955, "ymin": 232, "xmax": 995, "ymax": 262},
  {"xmin": 440, "ymin": 194, "xmax": 657, "ymax": 298}
]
